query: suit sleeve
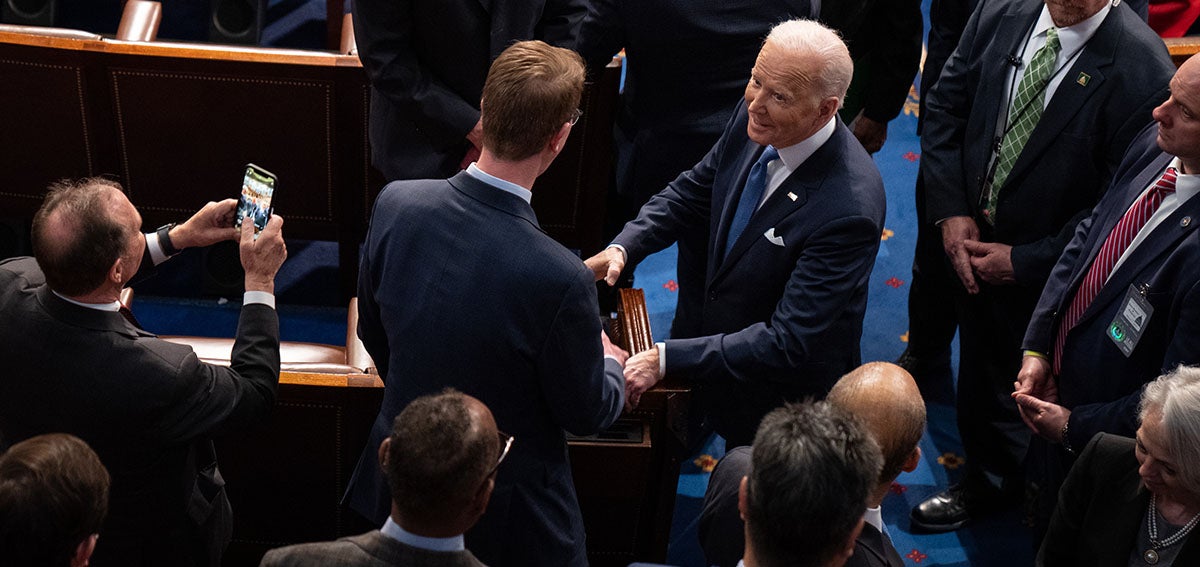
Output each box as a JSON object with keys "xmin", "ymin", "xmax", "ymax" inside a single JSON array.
[
  {"xmin": 539, "ymin": 0, "xmax": 588, "ymax": 50},
  {"xmin": 538, "ymin": 267, "xmax": 624, "ymax": 435},
  {"xmin": 357, "ymin": 203, "xmax": 392, "ymax": 381},
  {"xmin": 154, "ymin": 303, "xmax": 281, "ymax": 441},
  {"xmin": 351, "ymin": 0, "xmax": 479, "ymax": 150},
  {"xmin": 665, "ymin": 211, "xmax": 883, "ymax": 384},
  {"xmin": 857, "ymin": 0, "xmax": 924, "ymax": 124},
  {"xmin": 698, "ymin": 446, "xmax": 752, "ymax": 567},
  {"xmin": 1021, "ymin": 205, "xmax": 1097, "ymax": 352},
  {"xmin": 1037, "ymin": 432, "xmax": 1106, "ymax": 566},
  {"xmin": 575, "ymin": 0, "xmax": 625, "ymax": 75},
  {"xmin": 920, "ymin": 1, "xmax": 985, "ymax": 224}
]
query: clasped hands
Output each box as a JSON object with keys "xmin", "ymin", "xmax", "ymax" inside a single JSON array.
[
  {"xmin": 940, "ymin": 215, "xmax": 1016, "ymax": 293},
  {"xmin": 1011, "ymin": 354, "xmax": 1071, "ymax": 444},
  {"xmin": 588, "ymin": 247, "xmax": 662, "ymax": 410}
]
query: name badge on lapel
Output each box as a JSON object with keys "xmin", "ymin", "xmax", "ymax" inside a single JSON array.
[{"xmin": 1108, "ymin": 284, "xmax": 1153, "ymax": 357}]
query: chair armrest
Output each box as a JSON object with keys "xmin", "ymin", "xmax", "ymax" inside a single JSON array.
[{"xmin": 345, "ymin": 297, "xmax": 376, "ymax": 374}]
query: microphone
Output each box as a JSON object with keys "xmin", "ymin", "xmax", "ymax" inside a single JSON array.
[{"xmin": 1006, "ymin": 53, "xmax": 1023, "ymax": 67}]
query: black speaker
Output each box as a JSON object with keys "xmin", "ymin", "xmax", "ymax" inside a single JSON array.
[
  {"xmin": 209, "ymin": 0, "xmax": 264, "ymax": 45},
  {"xmin": 1, "ymin": 0, "xmax": 56, "ymax": 26}
]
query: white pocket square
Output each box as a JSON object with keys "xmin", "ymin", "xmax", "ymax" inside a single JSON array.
[{"xmin": 764, "ymin": 228, "xmax": 785, "ymax": 247}]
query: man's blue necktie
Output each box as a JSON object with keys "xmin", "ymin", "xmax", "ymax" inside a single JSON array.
[{"xmin": 725, "ymin": 145, "xmax": 779, "ymax": 257}]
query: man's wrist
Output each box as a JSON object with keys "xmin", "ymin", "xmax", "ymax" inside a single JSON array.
[
  {"xmin": 609, "ymin": 244, "xmax": 628, "ymax": 263},
  {"xmin": 157, "ymin": 223, "xmax": 180, "ymax": 256},
  {"xmin": 1024, "ymin": 350, "xmax": 1048, "ymax": 360}
]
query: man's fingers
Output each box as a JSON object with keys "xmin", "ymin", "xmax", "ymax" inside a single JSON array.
[{"xmin": 605, "ymin": 262, "xmax": 622, "ymax": 286}]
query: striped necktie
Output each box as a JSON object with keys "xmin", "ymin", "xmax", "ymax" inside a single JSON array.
[{"xmin": 1052, "ymin": 167, "xmax": 1178, "ymax": 374}]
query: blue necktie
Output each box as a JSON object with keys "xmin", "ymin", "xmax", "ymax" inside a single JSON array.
[{"xmin": 725, "ymin": 145, "xmax": 778, "ymax": 257}]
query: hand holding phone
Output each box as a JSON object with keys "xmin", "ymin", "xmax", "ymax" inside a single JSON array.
[{"xmin": 234, "ymin": 163, "xmax": 278, "ymax": 237}]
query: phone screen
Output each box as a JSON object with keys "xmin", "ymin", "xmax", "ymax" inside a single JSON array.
[{"xmin": 234, "ymin": 164, "xmax": 277, "ymax": 233}]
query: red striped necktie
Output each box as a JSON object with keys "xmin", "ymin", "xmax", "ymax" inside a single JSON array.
[{"xmin": 1053, "ymin": 167, "xmax": 1177, "ymax": 374}]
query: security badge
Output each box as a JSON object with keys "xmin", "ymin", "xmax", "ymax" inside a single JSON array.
[{"xmin": 1108, "ymin": 284, "xmax": 1153, "ymax": 356}]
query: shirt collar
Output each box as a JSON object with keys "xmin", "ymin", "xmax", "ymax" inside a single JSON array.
[
  {"xmin": 863, "ymin": 505, "xmax": 885, "ymax": 534},
  {"xmin": 775, "ymin": 116, "xmax": 836, "ymax": 173},
  {"xmin": 1033, "ymin": 2, "xmax": 1110, "ymax": 57},
  {"xmin": 466, "ymin": 163, "xmax": 532, "ymax": 204},
  {"xmin": 52, "ymin": 291, "xmax": 120, "ymax": 312},
  {"xmin": 380, "ymin": 517, "xmax": 465, "ymax": 552},
  {"xmin": 1170, "ymin": 156, "xmax": 1200, "ymax": 203}
]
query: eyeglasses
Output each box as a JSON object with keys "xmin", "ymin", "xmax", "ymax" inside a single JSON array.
[
  {"xmin": 484, "ymin": 431, "xmax": 514, "ymax": 478},
  {"xmin": 568, "ymin": 108, "xmax": 583, "ymax": 126}
]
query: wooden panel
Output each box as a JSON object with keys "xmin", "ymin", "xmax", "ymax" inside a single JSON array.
[{"xmin": 1166, "ymin": 36, "xmax": 1200, "ymax": 67}]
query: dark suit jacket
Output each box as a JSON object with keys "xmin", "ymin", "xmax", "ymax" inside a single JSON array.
[
  {"xmin": 1038, "ymin": 433, "xmax": 1200, "ymax": 566},
  {"xmin": 1023, "ymin": 124, "xmax": 1200, "ymax": 448},
  {"xmin": 346, "ymin": 172, "xmax": 625, "ymax": 566},
  {"xmin": 613, "ymin": 103, "xmax": 885, "ymax": 448},
  {"xmin": 260, "ymin": 530, "xmax": 486, "ymax": 567},
  {"xmin": 922, "ymin": 0, "xmax": 1172, "ymax": 287},
  {"xmin": 0, "ymin": 257, "xmax": 280, "ymax": 566},
  {"xmin": 846, "ymin": 523, "xmax": 904, "ymax": 567},
  {"xmin": 353, "ymin": 0, "xmax": 585, "ymax": 181},
  {"xmin": 824, "ymin": 0, "xmax": 924, "ymax": 125}
]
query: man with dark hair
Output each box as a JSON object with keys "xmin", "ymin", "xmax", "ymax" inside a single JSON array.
[
  {"xmin": 740, "ymin": 401, "xmax": 882, "ymax": 567},
  {"xmin": 346, "ymin": 40, "xmax": 626, "ymax": 567},
  {"xmin": 0, "ymin": 178, "xmax": 287, "ymax": 566},
  {"xmin": 0, "ymin": 433, "xmax": 111, "ymax": 567},
  {"xmin": 263, "ymin": 390, "xmax": 498, "ymax": 566},
  {"xmin": 701, "ymin": 362, "xmax": 924, "ymax": 567}
]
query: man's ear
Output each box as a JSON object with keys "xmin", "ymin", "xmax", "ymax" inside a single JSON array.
[
  {"xmin": 902, "ymin": 446, "xmax": 922, "ymax": 473},
  {"xmin": 71, "ymin": 534, "xmax": 98, "ymax": 567},
  {"xmin": 548, "ymin": 122, "xmax": 572, "ymax": 155},
  {"xmin": 738, "ymin": 476, "xmax": 749, "ymax": 521},
  {"xmin": 378, "ymin": 438, "xmax": 392, "ymax": 470},
  {"xmin": 472, "ymin": 475, "xmax": 495, "ymax": 518},
  {"xmin": 818, "ymin": 96, "xmax": 840, "ymax": 122},
  {"xmin": 108, "ymin": 257, "xmax": 125, "ymax": 286}
]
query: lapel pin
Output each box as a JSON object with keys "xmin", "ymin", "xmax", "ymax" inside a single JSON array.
[
  {"xmin": 787, "ymin": 192, "xmax": 798, "ymax": 202},
  {"xmin": 1076, "ymin": 72, "xmax": 1091, "ymax": 87},
  {"xmin": 1182, "ymin": 216, "xmax": 1192, "ymax": 228}
]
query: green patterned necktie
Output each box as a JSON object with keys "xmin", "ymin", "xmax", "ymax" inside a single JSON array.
[{"xmin": 983, "ymin": 27, "xmax": 1060, "ymax": 223}]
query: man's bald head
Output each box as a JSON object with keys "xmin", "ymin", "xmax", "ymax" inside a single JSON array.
[
  {"xmin": 827, "ymin": 362, "xmax": 926, "ymax": 484},
  {"xmin": 31, "ymin": 178, "xmax": 142, "ymax": 297}
]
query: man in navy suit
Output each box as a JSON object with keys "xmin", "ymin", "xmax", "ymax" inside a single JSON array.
[
  {"xmin": 345, "ymin": 41, "xmax": 625, "ymax": 567},
  {"xmin": 352, "ymin": 0, "xmax": 586, "ymax": 181},
  {"xmin": 1014, "ymin": 52, "xmax": 1200, "ymax": 533},
  {"xmin": 586, "ymin": 19, "xmax": 886, "ymax": 448},
  {"xmin": 912, "ymin": 0, "xmax": 1173, "ymax": 531}
]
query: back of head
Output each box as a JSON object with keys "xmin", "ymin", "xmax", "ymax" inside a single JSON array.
[
  {"xmin": 763, "ymin": 19, "xmax": 853, "ymax": 105},
  {"xmin": 0, "ymin": 433, "xmax": 110, "ymax": 567},
  {"xmin": 31, "ymin": 178, "xmax": 132, "ymax": 296},
  {"xmin": 827, "ymin": 362, "xmax": 926, "ymax": 484},
  {"xmin": 480, "ymin": 40, "xmax": 585, "ymax": 161},
  {"xmin": 386, "ymin": 389, "xmax": 498, "ymax": 530},
  {"xmin": 1140, "ymin": 365, "xmax": 1200, "ymax": 497},
  {"xmin": 746, "ymin": 401, "xmax": 882, "ymax": 567}
]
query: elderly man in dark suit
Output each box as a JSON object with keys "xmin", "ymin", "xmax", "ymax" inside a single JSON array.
[
  {"xmin": 699, "ymin": 362, "xmax": 926, "ymax": 567},
  {"xmin": 1014, "ymin": 51, "xmax": 1200, "ymax": 534},
  {"xmin": 345, "ymin": 40, "xmax": 625, "ymax": 567},
  {"xmin": 0, "ymin": 178, "xmax": 287, "ymax": 566},
  {"xmin": 263, "ymin": 390, "xmax": 498, "ymax": 567},
  {"xmin": 352, "ymin": 0, "xmax": 585, "ymax": 181},
  {"xmin": 586, "ymin": 18, "xmax": 886, "ymax": 448},
  {"xmin": 912, "ymin": 0, "xmax": 1174, "ymax": 531}
]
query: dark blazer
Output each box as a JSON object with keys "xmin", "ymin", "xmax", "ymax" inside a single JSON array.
[
  {"xmin": 346, "ymin": 172, "xmax": 625, "ymax": 566},
  {"xmin": 824, "ymin": 0, "xmax": 924, "ymax": 125},
  {"xmin": 260, "ymin": 531, "xmax": 486, "ymax": 567},
  {"xmin": 613, "ymin": 102, "xmax": 886, "ymax": 447},
  {"xmin": 1038, "ymin": 433, "xmax": 1200, "ymax": 566},
  {"xmin": 846, "ymin": 523, "xmax": 904, "ymax": 567},
  {"xmin": 0, "ymin": 257, "xmax": 280, "ymax": 566},
  {"xmin": 922, "ymin": 0, "xmax": 1172, "ymax": 286},
  {"xmin": 352, "ymin": 0, "xmax": 585, "ymax": 181},
  {"xmin": 1023, "ymin": 124, "xmax": 1200, "ymax": 448}
]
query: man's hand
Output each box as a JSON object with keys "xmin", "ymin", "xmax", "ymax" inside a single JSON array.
[
  {"xmin": 850, "ymin": 113, "xmax": 888, "ymax": 154},
  {"xmin": 171, "ymin": 199, "xmax": 239, "ymax": 250},
  {"xmin": 1013, "ymin": 354, "xmax": 1057, "ymax": 402},
  {"xmin": 460, "ymin": 119, "xmax": 484, "ymax": 170},
  {"xmin": 1013, "ymin": 393, "xmax": 1070, "ymax": 443},
  {"xmin": 239, "ymin": 214, "xmax": 287, "ymax": 294},
  {"xmin": 584, "ymin": 246, "xmax": 626, "ymax": 285},
  {"xmin": 623, "ymin": 347, "xmax": 662, "ymax": 411},
  {"xmin": 601, "ymin": 332, "xmax": 629, "ymax": 366},
  {"xmin": 940, "ymin": 216, "xmax": 981, "ymax": 294},
  {"xmin": 965, "ymin": 240, "xmax": 1015, "ymax": 285}
]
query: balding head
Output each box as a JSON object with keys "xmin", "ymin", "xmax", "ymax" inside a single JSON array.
[
  {"xmin": 31, "ymin": 178, "xmax": 144, "ymax": 298},
  {"xmin": 827, "ymin": 362, "xmax": 925, "ymax": 486}
]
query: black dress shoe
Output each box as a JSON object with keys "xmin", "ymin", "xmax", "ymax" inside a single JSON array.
[{"xmin": 910, "ymin": 483, "xmax": 1002, "ymax": 533}]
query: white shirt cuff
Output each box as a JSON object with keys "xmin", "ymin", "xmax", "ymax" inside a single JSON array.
[
  {"xmin": 609, "ymin": 244, "xmax": 628, "ymax": 262},
  {"xmin": 243, "ymin": 291, "xmax": 276, "ymax": 309},
  {"xmin": 656, "ymin": 342, "xmax": 666, "ymax": 377},
  {"xmin": 144, "ymin": 232, "xmax": 169, "ymax": 265}
]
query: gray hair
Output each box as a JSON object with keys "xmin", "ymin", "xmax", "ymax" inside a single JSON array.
[
  {"xmin": 1140, "ymin": 365, "xmax": 1200, "ymax": 496},
  {"xmin": 764, "ymin": 19, "xmax": 854, "ymax": 104}
]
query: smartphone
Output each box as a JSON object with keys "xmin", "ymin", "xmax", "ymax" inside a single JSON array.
[{"xmin": 234, "ymin": 163, "xmax": 277, "ymax": 235}]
